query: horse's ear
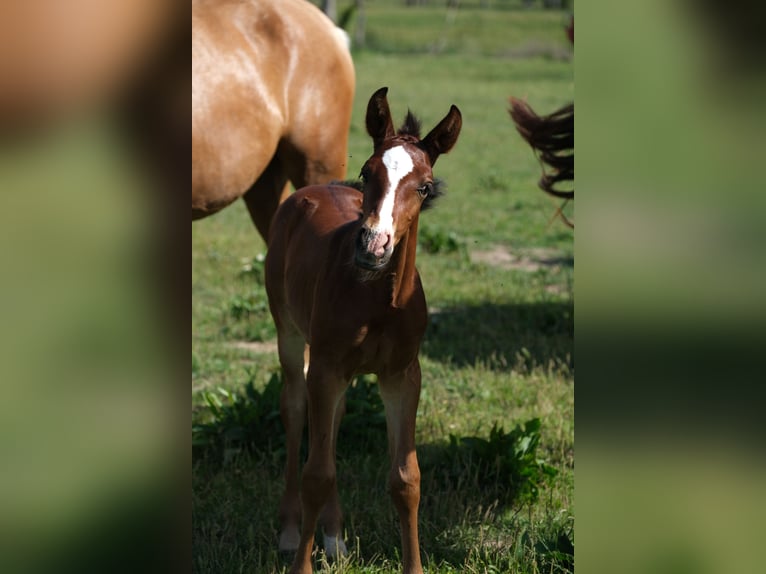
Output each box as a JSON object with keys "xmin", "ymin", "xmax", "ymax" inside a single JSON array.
[
  {"xmin": 421, "ymin": 105, "xmax": 462, "ymax": 166},
  {"xmin": 366, "ymin": 87, "xmax": 395, "ymax": 149}
]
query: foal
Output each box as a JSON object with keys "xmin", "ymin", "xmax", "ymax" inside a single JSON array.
[{"xmin": 265, "ymin": 87, "xmax": 461, "ymax": 574}]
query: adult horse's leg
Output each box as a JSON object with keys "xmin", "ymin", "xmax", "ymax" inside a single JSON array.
[
  {"xmin": 242, "ymin": 154, "xmax": 290, "ymax": 244},
  {"xmin": 276, "ymin": 328, "xmax": 308, "ymax": 553},
  {"xmin": 290, "ymin": 362, "xmax": 348, "ymax": 574},
  {"xmin": 379, "ymin": 361, "xmax": 424, "ymax": 574}
]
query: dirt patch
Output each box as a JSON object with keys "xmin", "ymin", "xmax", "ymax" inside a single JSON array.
[
  {"xmin": 470, "ymin": 245, "xmax": 572, "ymax": 272},
  {"xmin": 228, "ymin": 341, "xmax": 278, "ymax": 355}
]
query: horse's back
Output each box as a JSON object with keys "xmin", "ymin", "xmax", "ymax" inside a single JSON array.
[
  {"xmin": 269, "ymin": 184, "xmax": 362, "ymax": 255},
  {"xmin": 266, "ymin": 184, "xmax": 362, "ymax": 328}
]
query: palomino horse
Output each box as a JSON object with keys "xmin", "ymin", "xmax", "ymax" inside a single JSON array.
[
  {"xmin": 192, "ymin": 0, "xmax": 355, "ymax": 241},
  {"xmin": 265, "ymin": 87, "xmax": 461, "ymax": 574},
  {"xmin": 0, "ymin": 1, "xmax": 176, "ymax": 130}
]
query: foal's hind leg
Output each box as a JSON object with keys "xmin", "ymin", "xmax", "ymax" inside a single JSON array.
[
  {"xmin": 290, "ymin": 362, "xmax": 349, "ymax": 574},
  {"xmin": 319, "ymin": 391, "xmax": 347, "ymax": 559},
  {"xmin": 277, "ymin": 330, "xmax": 308, "ymax": 553},
  {"xmin": 242, "ymin": 154, "xmax": 290, "ymax": 244}
]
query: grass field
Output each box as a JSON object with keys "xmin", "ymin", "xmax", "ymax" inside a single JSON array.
[{"xmin": 193, "ymin": 2, "xmax": 574, "ymax": 572}]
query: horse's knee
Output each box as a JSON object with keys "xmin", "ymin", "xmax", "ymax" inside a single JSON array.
[
  {"xmin": 302, "ymin": 464, "xmax": 336, "ymax": 507},
  {"xmin": 280, "ymin": 383, "xmax": 306, "ymax": 421}
]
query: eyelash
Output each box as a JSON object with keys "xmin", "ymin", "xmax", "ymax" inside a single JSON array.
[{"xmin": 417, "ymin": 182, "xmax": 432, "ymax": 198}]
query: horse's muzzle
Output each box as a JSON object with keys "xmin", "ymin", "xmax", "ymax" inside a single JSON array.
[{"xmin": 355, "ymin": 226, "xmax": 392, "ymax": 270}]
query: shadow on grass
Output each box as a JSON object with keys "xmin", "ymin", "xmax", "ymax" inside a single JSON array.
[
  {"xmin": 193, "ymin": 405, "xmax": 573, "ymax": 573},
  {"xmin": 193, "ymin": 440, "xmax": 572, "ymax": 573},
  {"xmin": 192, "ymin": 298, "xmax": 574, "ymax": 571},
  {"xmin": 422, "ymin": 301, "xmax": 573, "ymax": 371}
]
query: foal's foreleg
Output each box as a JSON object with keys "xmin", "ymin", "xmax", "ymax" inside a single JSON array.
[
  {"xmin": 289, "ymin": 364, "xmax": 348, "ymax": 574},
  {"xmin": 379, "ymin": 361, "xmax": 424, "ymax": 574}
]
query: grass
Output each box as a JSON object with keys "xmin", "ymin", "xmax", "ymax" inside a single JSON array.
[{"xmin": 193, "ymin": 2, "xmax": 573, "ymax": 572}]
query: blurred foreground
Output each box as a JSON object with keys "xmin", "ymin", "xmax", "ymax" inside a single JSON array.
[
  {"xmin": 578, "ymin": 1, "xmax": 765, "ymax": 573},
  {"xmin": 0, "ymin": 2, "xmax": 185, "ymax": 572}
]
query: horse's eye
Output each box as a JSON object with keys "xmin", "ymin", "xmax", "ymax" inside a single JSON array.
[{"xmin": 417, "ymin": 183, "xmax": 432, "ymax": 198}]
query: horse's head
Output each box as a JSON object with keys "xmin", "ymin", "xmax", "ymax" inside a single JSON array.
[{"xmin": 355, "ymin": 87, "xmax": 462, "ymax": 271}]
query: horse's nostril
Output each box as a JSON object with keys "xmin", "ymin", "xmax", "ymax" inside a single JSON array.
[
  {"xmin": 357, "ymin": 227, "xmax": 371, "ymax": 249},
  {"xmin": 358, "ymin": 228, "xmax": 390, "ymax": 258},
  {"xmin": 370, "ymin": 232, "xmax": 391, "ymax": 257}
]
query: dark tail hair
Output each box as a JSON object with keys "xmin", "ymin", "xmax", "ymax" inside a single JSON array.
[{"xmin": 509, "ymin": 98, "xmax": 573, "ymax": 201}]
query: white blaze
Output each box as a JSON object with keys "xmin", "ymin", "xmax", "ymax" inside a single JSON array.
[{"xmin": 375, "ymin": 146, "xmax": 414, "ymax": 233}]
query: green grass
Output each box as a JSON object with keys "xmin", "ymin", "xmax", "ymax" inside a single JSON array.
[{"xmin": 193, "ymin": 3, "xmax": 573, "ymax": 572}]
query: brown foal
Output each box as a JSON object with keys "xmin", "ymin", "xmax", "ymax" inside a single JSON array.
[{"xmin": 265, "ymin": 87, "xmax": 461, "ymax": 574}]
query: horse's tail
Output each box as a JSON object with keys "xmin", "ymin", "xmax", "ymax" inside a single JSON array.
[{"xmin": 509, "ymin": 98, "xmax": 574, "ymax": 201}]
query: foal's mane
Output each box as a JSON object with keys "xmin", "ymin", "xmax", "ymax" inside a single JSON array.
[{"xmin": 398, "ymin": 110, "xmax": 421, "ymax": 138}]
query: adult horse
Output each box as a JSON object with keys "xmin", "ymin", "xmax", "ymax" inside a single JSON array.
[
  {"xmin": 266, "ymin": 87, "xmax": 461, "ymax": 574},
  {"xmin": 0, "ymin": 1, "xmax": 177, "ymax": 131},
  {"xmin": 192, "ymin": 0, "xmax": 355, "ymax": 242}
]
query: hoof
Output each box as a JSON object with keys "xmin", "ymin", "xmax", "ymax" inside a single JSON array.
[
  {"xmin": 323, "ymin": 535, "xmax": 348, "ymax": 559},
  {"xmin": 279, "ymin": 526, "xmax": 300, "ymax": 553}
]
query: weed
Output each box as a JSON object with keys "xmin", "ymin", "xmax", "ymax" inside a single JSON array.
[
  {"xmin": 339, "ymin": 375, "xmax": 387, "ymax": 451},
  {"xmin": 227, "ymin": 294, "xmax": 267, "ymax": 321},
  {"xmin": 192, "ymin": 371, "xmax": 283, "ymax": 464},
  {"xmin": 238, "ymin": 253, "xmax": 266, "ymax": 284},
  {"xmin": 223, "ymin": 291, "xmax": 275, "ymax": 341},
  {"xmin": 443, "ymin": 418, "xmax": 558, "ymax": 505},
  {"xmin": 419, "ymin": 225, "xmax": 465, "ymax": 255}
]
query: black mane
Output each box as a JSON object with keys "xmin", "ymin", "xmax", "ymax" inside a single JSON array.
[
  {"xmin": 331, "ymin": 179, "xmax": 364, "ymax": 192},
  {"xmin": 397, "ymin": 110, "xmax": 421, "ymax": 138}
]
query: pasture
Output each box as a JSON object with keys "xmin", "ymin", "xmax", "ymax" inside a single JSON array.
[{"xmin": 192, "ymin": 2, "xmax": 573, "ymax": 573}]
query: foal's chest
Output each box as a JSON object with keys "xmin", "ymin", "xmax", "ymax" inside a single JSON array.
[{"xmin": 344, "ymin": 307, "xmax": 426, "ymax": 376}]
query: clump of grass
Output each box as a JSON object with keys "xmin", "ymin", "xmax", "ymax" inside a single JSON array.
[
  {"xmin": 419, "ymin": 225, "xmax": 465, "ymax": 255},
  {"xmin": 339, "ymin": 375, "xmax": 387, "ymax": 451},
  {"xmin": 192, "ymin": 371, "xmax": 283, "ymax": 465},
  {"xmin": 227, "ymin": 293, "xmax": 267, "ymax": 321},
  {"xmin": 442, "ymin": 418, "xmax": 558, "ymax": 504},
  {"xmin": 238, "ymin": 253, "xmax": 266, "ymax": 283},
  {"xmin": 223, "ymin": 290, "xmax": 275, "ymax": 341}
]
